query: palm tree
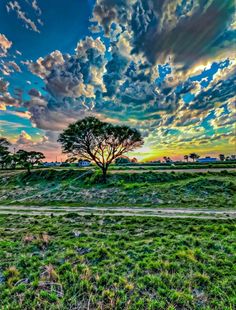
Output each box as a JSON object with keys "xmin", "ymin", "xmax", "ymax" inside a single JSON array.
[
  {"xmin": 189, "ymin": 153, "xmax": 200, "ymax": 162},
  {"xmin": 163, "ymin": 156, "xmax": 172, "ymax": 163},
  {"xmin": 184, "ymin": 155, "xmax": 189, "ymax": 162}
]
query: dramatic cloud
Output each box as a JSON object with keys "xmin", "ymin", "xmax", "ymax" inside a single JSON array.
[
  {"xmin": 16, "ymin": 130, "xmax": 32, "ymax": 145},
  {"xmin": 13, "ymin": 129, "xmax": 63, "ymax": 161},
  {"xmin": 6, "ymin": 1, "xmax": 42, "ymax": 33},
  {"xmin": 24, "ymin": 37, "xmax": 110, "ymax": 129},
  {"xmin": 0, "ymin": 60, "xmax": 22, "ymax": 75},
  {"xmin": 0, "ymin": 78, "xmax": 20, "ymax": 110},
  {"xmin": 92, "ymin": 0, "xmax": 235, "ymax": 68},
  {"xmin": 1, "ymin": 0, "xmax": 235, "ymax": 159},
  {"xmin": 0, "ymin": 34, "xmax": 12, "ymax": 57},
  {"xmin": 24, "ymin": 30, "xmax": 236, "ymax": 150},
  {"xmin": 4, "ymin": 110, "xmax": 31, "ymax": 119},
  {"xmin": 28, "ymin": 37, "xmax": 107, "ymax": 100},
  {"xmin": 189, "ymin": 65, "xmax": 236, "ymax": 110}
]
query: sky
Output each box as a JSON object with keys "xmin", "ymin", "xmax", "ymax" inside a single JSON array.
[{"xmin": 0, "ymin": 0, "xmax": 235, "ymax": 161}]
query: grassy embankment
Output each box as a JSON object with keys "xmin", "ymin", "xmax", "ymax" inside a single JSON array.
[
  {"xmin": 0, "ymin": 169, "xmax": 235, "ymax": 209},
  {"xmin": 109, "ymin": 162, "xmax": 236, "ymax": 170},
  {"xmin": 0, "ymin": 214, "xmax": 235, "ymax": 309}
]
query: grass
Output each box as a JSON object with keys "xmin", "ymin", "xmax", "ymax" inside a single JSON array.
[
  {"xmin": 0, "ymin": 214, "xmax": 235, "ymax": 309},
  {"xmin": 110, "ymin": 162, "xmax": 236, "ymax": 170},
  {"xmin": 0, "ymin": 168, "xmax": 235, "ymax": 308},
  {"xmin": 0, "ymin": 169, "xmax": 235, "ymax": 209}
]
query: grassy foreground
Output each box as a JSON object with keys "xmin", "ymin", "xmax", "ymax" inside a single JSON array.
[
  {"xmin": 0, "ymin": 214, "xmax": 235, "ymax": 309},
  {"xmin": 0, "ymin": 169, "xmax": 235, "ymax": 209}
]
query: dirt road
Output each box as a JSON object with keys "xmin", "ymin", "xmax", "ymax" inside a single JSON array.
[{"xmin": 0, "ymin": 205, "xmax": 235, "ymax": 219}]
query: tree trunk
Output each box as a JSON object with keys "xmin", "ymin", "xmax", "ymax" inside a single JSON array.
[{"xmin": 102, "ymin": 167, "xmax": 107, "ymax": 183}]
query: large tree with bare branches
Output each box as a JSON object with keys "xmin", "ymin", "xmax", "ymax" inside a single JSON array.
[{"xmin": 58, "ymin": 117, "xmax": 143, "ymax": 182}]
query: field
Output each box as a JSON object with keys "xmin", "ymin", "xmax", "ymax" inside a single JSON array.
[
  {"xmin": 0, "ymin": 215, "xmax": 236, "ymax": 309},
  {"xmin": 0, "ymin": 168, "xmax": 235, "ymax": 309},
  {"xmin": 0, "ymin": 169, "xmax": 235, "ymax": 210}
]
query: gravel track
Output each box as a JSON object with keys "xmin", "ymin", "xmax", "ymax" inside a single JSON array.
[{"xmin": 0, "ymin": 205, "xmax": 235, "ymax": 219}]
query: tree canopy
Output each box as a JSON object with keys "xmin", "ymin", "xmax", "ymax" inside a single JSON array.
[
  {"xmin": 16, "ymin": 150, "xmax": 45, "ymax": 173},
  {"xmin": 0, "ymin": 137, "xmax": 11, "ymax": 169},
  {"xmin": 219, "ymin": 154, "xmax": 225, "ymax": 161},
  {"xmin": 58, "ymin": 117, "xmax": 143, "ymax": 181},
  {"xmin": 189, "ymin": 153, "xmax": 200, "ymax": 162}
]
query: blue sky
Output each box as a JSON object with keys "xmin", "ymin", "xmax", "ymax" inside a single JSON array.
[
  {"xmin": 0, "ymin": 0, "xmax": 92, "ymax": 58},
  {"xmin": 0, "ymin": 0, "xmax": 235, "ymax": 160}
]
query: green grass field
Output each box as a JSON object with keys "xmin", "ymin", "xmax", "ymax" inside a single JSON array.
[
  {"xmin": 0, "ymin": 169, "xmax": 235, "ymax": 209},
  {"xmin": 0, "ymin": 214, "xmax": 235, "ymax": 309},
  {"xmin": 0, "ymin": 169, "xmax": 235, "ymax": 309}
]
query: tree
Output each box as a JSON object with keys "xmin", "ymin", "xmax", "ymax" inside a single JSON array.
[
  {"xmin": 184, "ymin": 155, "xmax": 189, "ymax": 162},
  {"xmin": 0, "ymin": 137, "xmax": 11, "ymax": 169},
  {"xmin": 16, "ymin": 150, "xmax": 45, "ymax": 173},
  {"xmin": 163, "ymin": 156, "xmax": 172, "ymax": 163},
  {"xmin": 115, "ymin": 156, "xmax": 131, "ymax": 165},
  {"xmin": 189, "ymin": 153, "xmax": 200, "ymax": 162},
  {"xmin": 2, "ymin": 153, "xmax": 15, "ymax": 169},
  {"xmin": 58, "ymin": 117, "xmax": 143, "ymax": 182},
  {"xmin": 28, "ymin": 151, "xmax": 45, "ymax": 167},
  {"xmin": 219, "ymin": 154, "xmax": 225, "ymax": 161},
  {"xmin": 131, "ymin": 157, "xmax": 138, "ymax": 163}
]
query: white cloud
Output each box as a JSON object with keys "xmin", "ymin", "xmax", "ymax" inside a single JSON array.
[
  {"xmin": 6, "ymin": 1, "xmax": 41, "ymax": 33},
  {"xmin": 0, "ymin": 34, "xmax": 12, "ymax": 57}
]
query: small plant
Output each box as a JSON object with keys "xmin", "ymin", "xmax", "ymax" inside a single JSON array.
[
  {"xmin": 40, "ymin": 264, "xmax": 59, "ymax": 282},
  {"xmin": 5, "ymin": 266, "xmax": 20, "ymax": 278},
  {"xmin": 4, "ymin": 266, "xmax": 20, "ymax": 288},
  {"xmin": 23, "ymin": 234, "xmax": 35, "ymax": 244},
  {"xmin": 41, "ymin": 233, "xmax": 51, "ymax": 246}
]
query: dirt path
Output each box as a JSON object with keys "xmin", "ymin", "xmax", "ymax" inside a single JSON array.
[{"xmin": 0, "ymin": 205, "xmax": 235, "ymax": 219}]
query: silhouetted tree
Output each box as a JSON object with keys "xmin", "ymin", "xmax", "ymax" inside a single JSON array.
[
  {"xmin": 0, "ymin": 137, "xmax": 11, "ymax": 169},
  {"xmin": 9, "ymin": 153, "xmax": 18, "ymax": 169},
  {"xmin": 184, "ymin": 155, "xmax": 189, "ymax": 162},
  {"xmin": 163, "ymin": 156, "xmax": 172, "ymax": 163},
  {"xmin": 16, "ymin": 150, "xmax": 45, "ymax": 173},
  {"xmin": 58, "ymin": 117, "xmax": 143, "ymax": 182},
  {"xmin": 189, "ymin": 153, "xmax": 200, "ymax": 162},
  {"xmin": 219, "ymin": 154, "xmax": 225, "ymax": 161}
]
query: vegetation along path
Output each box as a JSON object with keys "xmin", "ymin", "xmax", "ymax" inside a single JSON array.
[{"xmin": 0, "ymin": 205, "xmax": 235, "ymax": 219}]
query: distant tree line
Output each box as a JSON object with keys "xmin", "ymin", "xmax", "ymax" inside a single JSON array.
[
  {"xmin": 183, "ymin": 153, "xmax": 236, "ymax": 162},
  {"xmin": 218, "ymin": 154, "xmax": 236, "ymax": 161},
  {"xmin": 183, "ymin": 153, "xmax": 200, "ymax": 162},
  {"xmin": 115, "ymin": 156, "xmax": 138, "ymax": 165},
  {"xmin": 0, "ymin": 137, "xmax": 45, "ymax": 173}
]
